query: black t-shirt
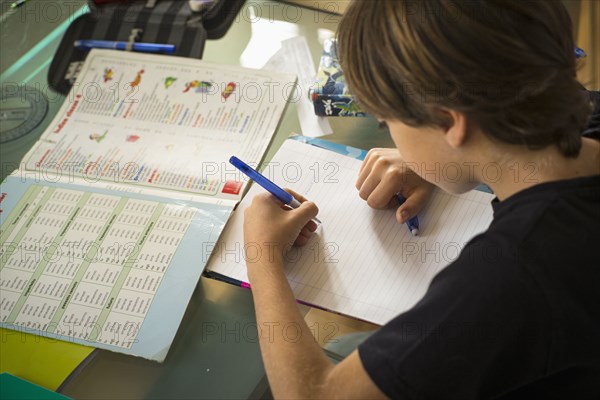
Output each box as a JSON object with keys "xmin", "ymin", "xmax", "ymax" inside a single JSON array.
[{"xmin": 359, "ymin": 175, "xmax": 600, "ymax": 399}]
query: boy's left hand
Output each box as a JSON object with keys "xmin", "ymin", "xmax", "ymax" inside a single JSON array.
[
  {"xmin": 243, "ymin": 189, "xmax": 319, "ymax": 267},
  {"xmin": 357, "ymin": 148, "xmax": 434, "ymax": 224}
]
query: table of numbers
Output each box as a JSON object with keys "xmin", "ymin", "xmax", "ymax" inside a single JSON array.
[{"xmin": 0, "ymin": 185, "xmax": 197, "ymax": 349}]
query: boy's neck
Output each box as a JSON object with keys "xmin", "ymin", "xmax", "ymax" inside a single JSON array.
[{"xmin": 481, "ymin": 138, "xmax": 600, "ymax": 201}]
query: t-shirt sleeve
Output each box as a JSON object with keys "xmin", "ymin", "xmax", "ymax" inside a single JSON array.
[{"xmin": 358, "ymin": 237, "xmax": 551, "ymax": 399}]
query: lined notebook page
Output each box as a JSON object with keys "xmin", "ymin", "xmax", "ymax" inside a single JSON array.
[{"xmin": 207, "ymin": 140, "xmax": 494, "ymax": 325}]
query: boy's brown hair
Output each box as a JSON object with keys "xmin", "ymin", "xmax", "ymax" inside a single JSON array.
[{"xmin": 337, "ymin": 0, "xmax": 591, "ymax": 157}]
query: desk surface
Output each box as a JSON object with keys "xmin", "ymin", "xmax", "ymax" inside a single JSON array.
[{"xmin": 0, "ymin": 1, "xmax": 392, "ymax": 398}]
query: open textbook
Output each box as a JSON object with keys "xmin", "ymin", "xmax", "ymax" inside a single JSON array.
[
  {"xmin": 21, "ymin": 49, "xmax": 294, "ymax": 201},
  {"xmin": 0, "ymin": 50, "xmax": 294, "ymax": 361},
  {"xmin": 206, "ymin": 140, "xmax": 495, "ymax": 326}
]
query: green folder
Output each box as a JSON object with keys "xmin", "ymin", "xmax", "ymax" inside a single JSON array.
[{"xmin": 0, "ymin": 373, "xmax": 70, "ymax": 399}]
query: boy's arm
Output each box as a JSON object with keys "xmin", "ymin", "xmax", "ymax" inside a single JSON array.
[
  {"xmin": 247, "ymin": 257, "xmax": 386, "ymax": 399},
  {"xmin": 243, "ymin": 192, "xmax": 387, "ymax": 399}
]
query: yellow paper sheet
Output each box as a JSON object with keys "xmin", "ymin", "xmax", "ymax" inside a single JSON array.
[{"xmin": 0, "ymin": 328, "xmax": 94, "ymax": 391}]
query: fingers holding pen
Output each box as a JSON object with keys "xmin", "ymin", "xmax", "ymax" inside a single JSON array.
[
  {"xmin": 284, "ymin": 188, "xmax": 320, "ymax": 233},
  {"xmin": 356, "ymin": 148, "xmax": 435, "ymax": 225},
  {"xmin": 356, "ymin": 148, "xmax": 407, "ymax": 207},
  {"xmin": 395, "ymin": 186, "xmax": 433, "ymax": 224}
]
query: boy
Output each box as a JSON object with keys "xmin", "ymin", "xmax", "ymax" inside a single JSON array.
[{"xmin": 242, "ymin": 1, "xmax": 600, "ymax": 398}]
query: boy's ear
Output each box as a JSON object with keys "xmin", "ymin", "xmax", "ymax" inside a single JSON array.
[{"xmin": 442, "ymin": 109, "xmax": 469, "ymax": 149}]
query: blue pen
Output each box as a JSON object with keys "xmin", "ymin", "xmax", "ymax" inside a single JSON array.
[
  {"xmin": 396, "ymin": 194, "xmax": 419, "ymax": 236},
  {"xmin": 230, "ymin": 156, "xmax": 321, "ymax": 224},
  {"xmin": 74, "ymin": 40, "xmax": 176, "ymax": 54}
]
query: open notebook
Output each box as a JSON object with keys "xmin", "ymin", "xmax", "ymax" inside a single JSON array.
[{"xmin": 207, "ymin": 140, "xmax": 495, "ymax": 325}]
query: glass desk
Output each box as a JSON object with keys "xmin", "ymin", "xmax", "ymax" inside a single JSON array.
[{"xmin": 0, "ymin": 1, "xmax": 393, "ymax": 398}]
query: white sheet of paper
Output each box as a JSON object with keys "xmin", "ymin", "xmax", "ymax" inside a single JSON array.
[
  {"xmin": 207, "ymin": 140, "xmax": 495, "ymax": 325},
  {"xmin": 263, "ymin": 37, "xmax": 332, "ymax": 137}
]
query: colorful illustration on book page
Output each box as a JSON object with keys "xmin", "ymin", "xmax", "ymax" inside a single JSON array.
[
  {"xmin": 89, "ymin": 130, "xmax": 108, "ymax": 143},
  {"xmin": 103, "ymin": 68, "xmax": 114, "ymax": 83},
  {"xmin": 164, "ymin": 77, "xmax": 177, "ymax": 89},
  {"xmin": 183, "ymin": 80, "xmax": 213, "ymax": 94},
  {"xmin": 221, "ymin": 82, "xmax": 236, "ymax": 100},
  {"xmin": 128, "ymin": 69, "xmax": 145, "ymax": 94}
]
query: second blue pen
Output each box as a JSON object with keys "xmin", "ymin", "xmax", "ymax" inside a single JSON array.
[{"xmin": 396, "ymin": 194, "xmax": 420, "ymax": 236}]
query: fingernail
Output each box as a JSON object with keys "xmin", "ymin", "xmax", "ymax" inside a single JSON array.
[{"xmin": 400, "ymin": 210, "xmax": 409, "ymax": 223}]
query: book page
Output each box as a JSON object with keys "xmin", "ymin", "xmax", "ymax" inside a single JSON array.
[
  {"xmin": 22, "ymin": 49, "xmax": 295, "ymax": 201},
  {"xmin": 0, "ymin": 176, "xmax": 233, "ymax": 361},
  {"xmin": 207, "ymin": 140, "xmax": 494, "ymax": 325},
  {"xmin": 8, "ymin": 170, "xmax": 238, "ymax": 210}
]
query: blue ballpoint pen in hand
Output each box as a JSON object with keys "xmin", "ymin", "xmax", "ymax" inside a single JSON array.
[
  {"xmin": 396, "ymin": 194, "xmax": 420, "ymax": 236},
  {"xmin": 229, "ymin": 156, "xmax": 322, "ymax": 224}
]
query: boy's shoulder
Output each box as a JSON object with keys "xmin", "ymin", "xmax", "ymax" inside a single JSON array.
[
  {"xmin": 455, "ymin": 174, "xmax": 600, "ymax": 285},
  {"xmin": 358, "ymin": 176, "xmax": 600, "ymax": 399},
  {"xmin": 430, "ymin": 174, "xmax": 600, "ymax": 341}
]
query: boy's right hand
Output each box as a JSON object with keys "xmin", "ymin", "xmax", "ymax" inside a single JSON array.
[{"xmin": 356, "ymin": 148, "xmax": 434, "ymax": 224}]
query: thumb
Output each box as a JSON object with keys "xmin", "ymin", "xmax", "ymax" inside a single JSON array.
[
  {"xmin": 290, "ymin": 200, "xmax": 319, "ymax": 224},
  {"xmin": 396, "ymin": 192, "xmax": 428, "ymax": 224}
]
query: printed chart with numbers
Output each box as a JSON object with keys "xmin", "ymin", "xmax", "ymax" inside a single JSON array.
[{"xmin": 0, "ymin": 176, "xmax": 232, "ymax": 361}]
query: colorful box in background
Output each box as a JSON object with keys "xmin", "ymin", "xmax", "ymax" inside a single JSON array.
[{"xmin": 310, "ymin": 39, "xmax": 367, "ymax": 117}]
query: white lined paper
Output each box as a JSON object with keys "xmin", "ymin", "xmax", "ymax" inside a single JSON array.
[{"xmin": 207, "ymin": 140, "xmax": 494, "ymax": 325}]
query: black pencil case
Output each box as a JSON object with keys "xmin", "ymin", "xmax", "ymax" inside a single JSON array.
[{"xmin": 48, "ymin": 0, "xmax": 246, "ymax": 95}]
